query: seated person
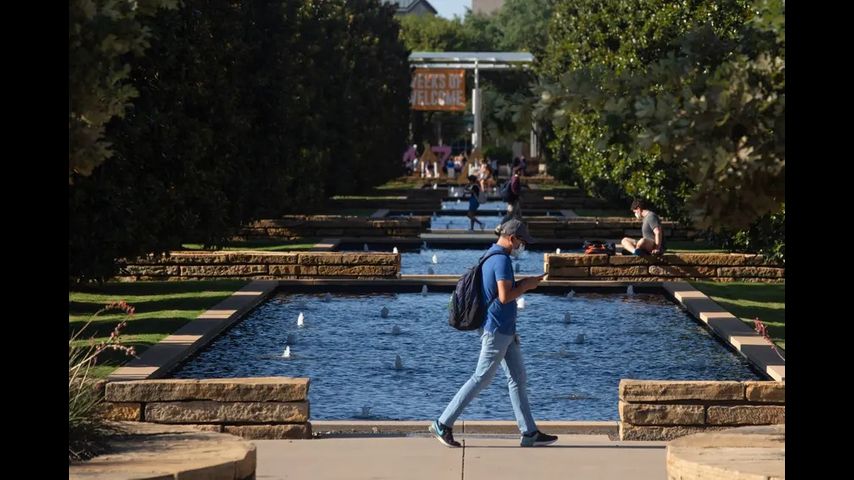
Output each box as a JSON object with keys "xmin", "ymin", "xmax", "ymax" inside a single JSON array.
[
  {"xmin": 445, "ymin": 156, "xmax": 456, "ymax": 178},
  {"xmin": 480, "ymin": 164, "xmax": 496, "ymax": 192},
  {"xmin": 454, "ymin": 155, "xmax": 464, "ymax": 176},
  {"xmin": 621, "ymin": 198, "xmax": 665, "ymax": 255}
]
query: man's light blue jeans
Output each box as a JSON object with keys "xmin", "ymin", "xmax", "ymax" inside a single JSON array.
[{"xmin": 439, "ymin": 330, "xmax": 537, "ymax": 435}]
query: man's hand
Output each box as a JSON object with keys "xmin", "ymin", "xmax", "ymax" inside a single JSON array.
[
  {"xmin": 499, "ymin": 274, "xmax": 545, "ymax": 304},
  {"xmin": 520, "ymin": 274, "xmax": 545, "ymax": 291}
]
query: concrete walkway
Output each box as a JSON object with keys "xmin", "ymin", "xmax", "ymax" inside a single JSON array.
[{"xmin": 254, "ymin": 434, "xmax": 666, "ymax": 480}]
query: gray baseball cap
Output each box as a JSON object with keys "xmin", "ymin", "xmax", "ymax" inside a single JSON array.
[{"xmin": 498, "ymin": 219, "xmax": 536, "ymax": 244}]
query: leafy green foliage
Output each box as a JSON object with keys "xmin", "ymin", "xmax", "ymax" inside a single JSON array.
[
  {"xmin": 69, "ymin": 0, "xmax": 410, "ymax": 281},
  {"xmin": 69, "ymin": 0, "xmax": 179, "ymax": 182},
  {"xmin": 712, "ymin": 205, "xmax": 785, "ymax": 264},
  {"xmin": 536, "ymin": 0, "xmax": 783, "ymax": 234},
  {"xmin": 484, "ymin": 145, "xmax": 513, "ymax": 165}
]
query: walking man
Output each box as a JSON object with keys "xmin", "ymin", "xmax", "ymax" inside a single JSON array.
[{"xmin": 429, "ymin": 220, "xmax": 559, "ymax": 448}]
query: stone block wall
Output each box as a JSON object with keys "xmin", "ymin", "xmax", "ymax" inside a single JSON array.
[
  {"xmin": 117, "ymin": 251, "xmax": 400, "ymax": 281},
  {"xmin": 238, "ymin": 216, "xmax": 428, "ymax": 240},
  {"xmin": 545, "ymin": 253, "xmax": 784, "ymax": 282},
  {"xmin": 103, "ymin": 378, "xmax": 312, "ymax": 440},
  {"xmin": 619, "ymin": 380, "xmax": 785, "ymax": 441}
]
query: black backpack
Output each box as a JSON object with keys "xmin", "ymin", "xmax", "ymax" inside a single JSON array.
[{"xmin": 448, "ymin": 251, "xmax": 508, "ymax": 331}]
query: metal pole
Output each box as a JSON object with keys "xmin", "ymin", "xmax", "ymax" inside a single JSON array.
[{"xmin": 472, "ymin": 60, "xmax": 482, "ymax": 152}]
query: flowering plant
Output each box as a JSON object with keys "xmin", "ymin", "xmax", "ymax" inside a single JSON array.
[{"xmin": 69, "ymin": 301, "xmax": 137, "ymax": 462}]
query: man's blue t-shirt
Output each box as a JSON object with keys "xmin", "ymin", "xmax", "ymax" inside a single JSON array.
[{"xmin": 480, "ymin": 244, "xmax": 516, "ymax": 335}]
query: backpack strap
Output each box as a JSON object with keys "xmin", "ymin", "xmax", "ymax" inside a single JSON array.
[
  {"xmin": 477, "ymin": 250, "xmax": 509, "ymax": 266},
  {"xmin": 477, "ymin": 250, "xmax": 509, "ymax": 308}
]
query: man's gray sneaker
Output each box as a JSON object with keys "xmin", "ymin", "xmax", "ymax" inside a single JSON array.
[
  {"xmin": 520, "ymin": 430, "xmax": 558, "ymax": 447},
  {"xmin": 429, "ymin": 419, "xmax": 461, "ymax": 448}
]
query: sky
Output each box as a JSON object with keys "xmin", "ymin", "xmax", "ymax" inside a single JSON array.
[{"xmin": 430, "ymin": 0, "xmax": 472, "ymax": 19}]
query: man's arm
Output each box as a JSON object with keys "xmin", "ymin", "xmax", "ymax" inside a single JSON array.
[
  {"xmin": 497, "ymin": 275, "xmax": 544, "ymax": 304},
  {"xmin": 652, "ymin": 226, "xmax": 663, "ymax": 253}
]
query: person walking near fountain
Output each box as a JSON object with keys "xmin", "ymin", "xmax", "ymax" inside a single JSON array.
[
  {"xmin": 465, "ymin": 175, "xmax": 485, "ymax": 231},
  {"xmin": 494, "ymin": 166, "xmax": 524, "ymax": 234},
  {"xmin": 429, "ymin": 220, "xmax": 558, "ymax": 448}
]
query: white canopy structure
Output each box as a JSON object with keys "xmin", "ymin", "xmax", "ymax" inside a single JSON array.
[{"xmin": 409, "ymin": 51, "xmax": 534, "ymax": 70}]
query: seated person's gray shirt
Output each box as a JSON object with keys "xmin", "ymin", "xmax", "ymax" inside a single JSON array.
[{"xmin": 642, "ymin": 212, "xmax": 663, "ymax": 249}]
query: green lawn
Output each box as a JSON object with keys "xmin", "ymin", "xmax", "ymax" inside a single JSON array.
[
  {"xmin": 690, "ymin": 281, "xmax": 785, "ymax": 350},
  {"xmin": 376, "ymin": 178, "xmax": 428, "ymax": 190},
  {"xmin": 665, "ymin": 240, "xmax": 728, "ymax": 253},
  {"xmin": 69, "ymin": 280, "xmax": 248, "ymax": 377},
  {"xmin": 181, "ymin": 239, "xmax": 320, "ymax": 251}
]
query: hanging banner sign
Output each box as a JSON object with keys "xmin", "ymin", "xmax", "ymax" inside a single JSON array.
[{"xmin": 410, "ymin": 69, "xmax": 466, "ymax": 111}]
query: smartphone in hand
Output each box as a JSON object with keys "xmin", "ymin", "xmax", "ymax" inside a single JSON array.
[{"xmin": 525, "ymin": 273, "xmax": 546, "ymax": 289}]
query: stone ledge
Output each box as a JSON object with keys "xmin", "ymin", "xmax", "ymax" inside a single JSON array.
[
  {"xmin": 145, "ymin": 401, "xmax": 309, "ymax": 424},
  {"xmin": 100, "ymin": 402, "xmax": 142, "ymax": 422},
  {"xmin": 545, "ymin": 253, "xmax": 783, "ymax": 282},
  {"xmin": 706, "ymin": 405, "xmax": 785, "ymax": 425},
  {"xmin": 745, "ymin": 381, "xmax": 785, "ymax": 403},
  {"xmin": 106, "ymin": 377, "xmax": 310, "ymax": 402},
  {"xmin": 69, "ymin": 422, "xmax": 256, "ymax": 480},
  {"xmin": 118, "ymin": 252, "xmax": 401, "ymax": 281},
  {"xmin": 618, "ymin": 402, "xmax": 705, "ymax": 425},
  {"xmin": 620, "ymin": 380, "xmax": 745, "ymax": 402},
  {"xmin": 663, "ymin": 283, "xmax": 785, "ymax": 382},
  {"xmin": 666, "ymin": 425, "xmax": 784, "ymax": 480}
]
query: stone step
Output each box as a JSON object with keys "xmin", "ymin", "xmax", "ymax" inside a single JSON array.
[{"xmin": 69, "ymin": 422, "xmax": 256, "ymax": 480}]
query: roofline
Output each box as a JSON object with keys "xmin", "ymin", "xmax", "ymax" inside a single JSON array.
[{"xmin": 398, "ymin": 0, "xmax": 438, "ymax": 15}]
